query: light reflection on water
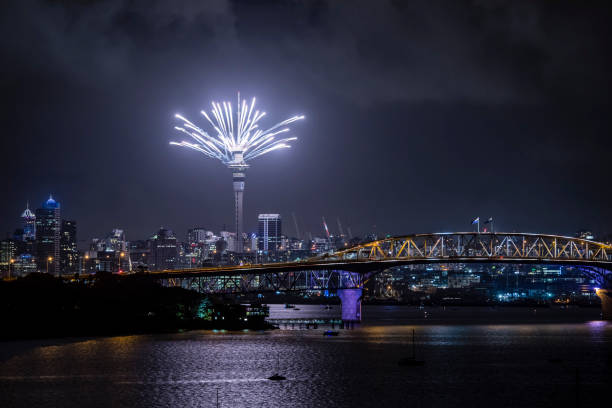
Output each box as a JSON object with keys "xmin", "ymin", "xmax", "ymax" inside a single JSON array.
[{"xmin": 0, "ymin": 305, "xmax": 610, "ymax": 408}]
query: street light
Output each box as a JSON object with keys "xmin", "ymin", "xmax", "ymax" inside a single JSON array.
[
  {"xmin": 46, "ymin": 256, "xmax": 53, "ymax": 274},
  {"xmin": 82, "ymin": 253, "xmax": 89, "ymax": 274},
  {"xmin": 119, "ymin": 252, "xmax": 125, "ymax": 273}
]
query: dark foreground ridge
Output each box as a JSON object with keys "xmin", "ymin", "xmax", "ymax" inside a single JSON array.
[{"xmin": 0, "ymin": 273, "xmax": 273, "ymax": 340}]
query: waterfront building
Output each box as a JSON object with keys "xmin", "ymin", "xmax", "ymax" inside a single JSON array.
[
  {"xmin": 258, "ymin": 214, "xmax": 282, "ymax": 252},
  {"xmin": 448, "ymin": 273, "xmax": 481, "ymax": 288},
  {"xmin": 35, "ymin": 195, "xmax": 60, "ymax": 275}
]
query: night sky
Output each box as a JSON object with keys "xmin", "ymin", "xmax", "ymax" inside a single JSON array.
[{"xmin": 1, "ymin": 0, "xmax": 611, "ymax": 245}]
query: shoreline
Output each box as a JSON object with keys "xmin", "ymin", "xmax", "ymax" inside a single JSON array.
[{"xmin": 2, "ymin": 304, "xmax": 605, "ymax": 342}]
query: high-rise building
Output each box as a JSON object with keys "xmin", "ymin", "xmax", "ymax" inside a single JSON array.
[
  {"xmin": 0, "ymin": 239, "xmax": 18, "ymax": 277},
  {"xmin": 148, "ymin": 228, "xmax": 178, "ymax": 270},
  {"xmin": 128, "ymin": 240, "xmax": 149, "ymax": 271},
  {"xmin": 36, "ymin": 195, "xmax": 60, "ymax": 275},
  {"xmin": 258, "ymin": 214, "xmax": 282, "ymax": 252},
  {"xmin": 60, "ymin": 220, "xmax": 78, "ymax": 274},
  {"xmin": 187, "ymin": 228, "xmax": 211, "ymax": 245},
  {"xmin": 21, "ymin": 202, "xmax": 36, "ymax": 241}
]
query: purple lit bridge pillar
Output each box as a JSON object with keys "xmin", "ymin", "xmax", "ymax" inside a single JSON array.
[
  {"xmin": 336, "ymin": 271, "xmax": 367, "ymax": 322},
  {"xmin": 578, "ymin": 267, "xmax": 612, "ymax": 320},
  {"xmin": 337, "ymin": 288, "xmax": 363, "ymax": 322}
]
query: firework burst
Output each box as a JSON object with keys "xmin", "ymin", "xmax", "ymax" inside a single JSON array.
[{"xmin": 171, "ymin": 94, "xmax": 304, "ymax": 168}]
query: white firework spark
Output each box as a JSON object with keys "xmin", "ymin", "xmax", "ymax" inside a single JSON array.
[{"xmin": 171, "ymin": 94, "xmax": 304, "ymax": 167}]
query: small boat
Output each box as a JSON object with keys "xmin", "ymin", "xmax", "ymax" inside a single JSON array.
[
  {"xmin": 323, "ymin": 330, "xmax": 339, "ymax": 336},
  {"xmin": 268, "ymin": 356, "xmax": 286, "ymax": 381},
  {"xmin": 398, "ymin": 329, "xmax": 425, "ymax": 367}
]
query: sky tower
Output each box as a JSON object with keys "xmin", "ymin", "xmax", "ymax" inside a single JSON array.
[
  {"xmin": 229, "ymin": 152, "xmax": 247, "ymax": 253},
  {"xmin": 171, "ymin": 94, "xmax": 304, "ymax": 252}
]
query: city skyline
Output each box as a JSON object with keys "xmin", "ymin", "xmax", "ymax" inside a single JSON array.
[
  {"xmin": 1, "ymin": 3, "xmax": 611, "ymax": 407},
  {"xmin": 3, "ymin": 193, "xmax": 609, "ymax": 246},
  {"xmin": 2, "ymin": 1, "xmax": 612, "ymax": 245}
]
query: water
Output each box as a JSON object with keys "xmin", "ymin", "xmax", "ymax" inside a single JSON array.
[{"xmin": 1, "ymin": 305, "xmax": 610, "ymax": 408}]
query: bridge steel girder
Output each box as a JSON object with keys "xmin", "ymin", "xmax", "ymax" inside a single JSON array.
[
  {"xmin": 160, "ymin": 270, "xmax": 372, "ymax": 295},
  {"xmin": 325, "ymin": 232, "xmax": 612, "ymax": 264},
  {"xmin": 149, "ymin": 232, "xmax": 612, "ymax": 279}
]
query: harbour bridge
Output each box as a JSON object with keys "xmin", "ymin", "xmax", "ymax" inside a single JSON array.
[{"xmin": 148, "ymin": 232, "xmax": 612, "ymax": 321}]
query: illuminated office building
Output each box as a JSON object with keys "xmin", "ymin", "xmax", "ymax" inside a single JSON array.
[
  {"xmin": 35, "ymin": 195, "xmax": 60, "ymax": 275},
  {"xmin": 258, "ymin": 214, "xmax": 282, "ymax": 252}
]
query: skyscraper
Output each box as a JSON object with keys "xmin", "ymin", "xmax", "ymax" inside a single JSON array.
[
  {"xmin": 148, "ymin": 228, "xmax": 178, "ymax": 270},
  {"xmin": 21, "ymin": 203, "xmax": 36, "ymax": 241},
  {"xmin": 258, "ymin": 214, "xmax": 282, "ymax": 252},
  {"xmin": 60, "ymin": 220, "xmax": 78, "ymax": 274},
  {"xmin": 36, "ymin": 195, "xmax": 60, "ymax": 275},
  {"xmin": 0, "ymin": 239, "xmax": 18, "ymax": 277}
]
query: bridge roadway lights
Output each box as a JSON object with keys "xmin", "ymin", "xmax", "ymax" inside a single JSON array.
[
  {"xmin": 337, "ymin": 288, "xmax": 363, "ymax": 322},
  {"xmin": 595, "ymin": 289, "xmax": 612, "ymax": 320}
]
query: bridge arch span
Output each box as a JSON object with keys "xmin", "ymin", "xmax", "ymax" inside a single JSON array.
[{"xmin": 145, "ymin": 232, "xmax": 612, "ymax": 320}]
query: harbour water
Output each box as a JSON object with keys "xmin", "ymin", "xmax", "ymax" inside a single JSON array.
[{"xmin": 0, "ymin": 305, "xmax": 610, "ymax": 407}]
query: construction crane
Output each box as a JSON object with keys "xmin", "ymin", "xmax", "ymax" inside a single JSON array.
[
  {"xmin": 336, "ymin": 217, "xmax": 345, "ymax": 237},
  {"xmin": 322, "ymin": 217, "xmax": 330, "ymax": 238},
  {"xmin": 291, "ymin": 212, "xmax": 301, "ymax": 240}
]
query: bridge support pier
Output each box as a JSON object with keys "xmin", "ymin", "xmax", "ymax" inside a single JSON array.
[
  {"xmin": 596, "ymin": 289, "xmax": 612, "ymax": 320},
  {"xmin": 337, "ymin": 288, "xmax": 362, "ymax": 322}
]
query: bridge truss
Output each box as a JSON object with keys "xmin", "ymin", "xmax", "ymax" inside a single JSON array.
[
  {"xmin": 155, "ymin": 233, "xmax": 612, "ymax": 293},
  {"xmin": 325, "ymin": 232, "xmax": 611, "ymax": 263},
  {"xmin": 163, "ymin": 270, "xmax": 367, "ymax": 295}
]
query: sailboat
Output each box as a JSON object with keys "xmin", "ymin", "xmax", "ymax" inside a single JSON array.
[
  {"xmin": 398, "ymin": 329, "xmax": 425, "ymax": 366},
  {"xmin": 268, "ymin": 356, "xmax": 287, "ymax": 381}
]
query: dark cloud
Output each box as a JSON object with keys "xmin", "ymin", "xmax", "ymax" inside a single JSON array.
[
  {"xmin": 1, "ymin": 0, "xmax": 611, "ymax": 243},
  {"xmin": 4, "ymin": 0, "xmax": 609, "ymax": 102}
]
